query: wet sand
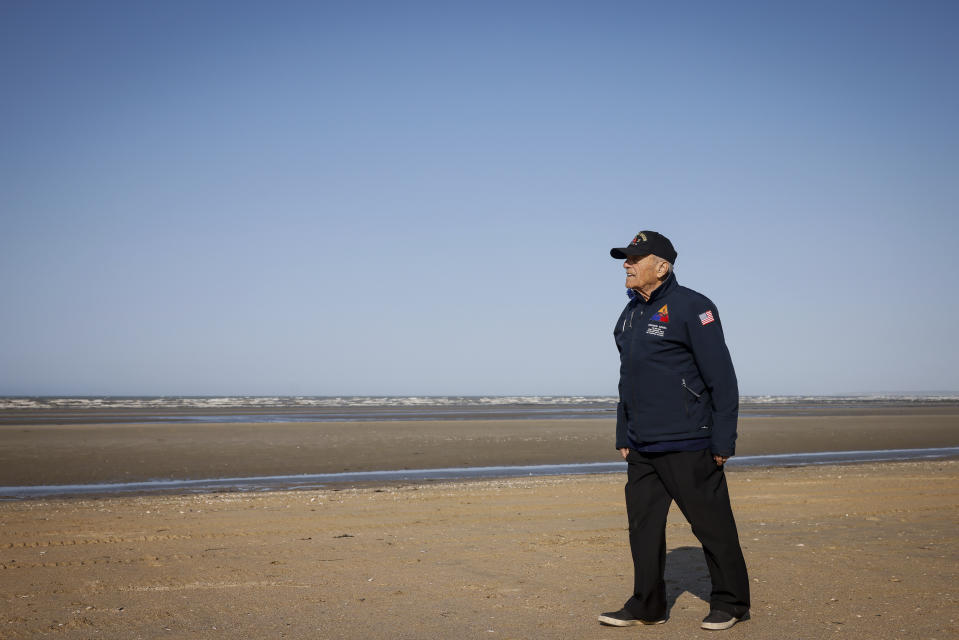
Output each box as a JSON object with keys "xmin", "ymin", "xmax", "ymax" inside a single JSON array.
[
  {"xmin": 0, "ymin": 460, "xmax": 956, "ymax": 639},
  {"xmin": 1, "ymin": 409, "xmax": 957, "ymax": 487}
]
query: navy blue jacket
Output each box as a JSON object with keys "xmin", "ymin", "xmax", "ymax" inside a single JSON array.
[{"xmin": 614, "ymin": 272, "xmax": 739, "ymax": 457}]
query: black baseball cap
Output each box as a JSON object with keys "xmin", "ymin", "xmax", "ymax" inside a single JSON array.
[{"xmin": 610, "ymin": 230, "xmax": 677, "ymax": 264}]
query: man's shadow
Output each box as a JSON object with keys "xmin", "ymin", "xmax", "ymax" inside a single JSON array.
[{"xmin": 664, "ymin": 546, "xmax": 711, "ymax": 615}]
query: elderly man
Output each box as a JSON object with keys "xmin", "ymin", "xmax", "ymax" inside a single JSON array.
[{"xmin": 598, "ymin": 231, "xmax": 750, "ymax": 631}]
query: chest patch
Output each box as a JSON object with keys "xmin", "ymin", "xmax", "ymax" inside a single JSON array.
[
  {"xmin": 646, "ymin": 323, "xmax": 666, "ymax": 337},
  {"xmin": 650, "ymin": 304, "xmax": 669, "ymax": 323}
]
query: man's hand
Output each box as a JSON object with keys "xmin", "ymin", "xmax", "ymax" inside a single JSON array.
[
  {"xmin": 713, "ymin": 454, "xmax": 729, "ymax": 466},
  {"xmin": 619, "ymin": 448, "xmax": 629, "ymax": 459}
]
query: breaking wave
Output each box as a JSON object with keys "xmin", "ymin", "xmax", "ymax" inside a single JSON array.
[{"xmin": 1, "ymin": 394, "xmax": 957, "ymax": 411}]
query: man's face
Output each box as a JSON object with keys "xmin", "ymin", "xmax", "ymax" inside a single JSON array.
[{"xmin": 623, "ymin": 254, "xmax": 662, "ymax": 291}]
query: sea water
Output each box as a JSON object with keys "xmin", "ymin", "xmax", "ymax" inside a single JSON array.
[{"xmin": 1, "ymin": 447, "xmax": 957, "ymax": 500}]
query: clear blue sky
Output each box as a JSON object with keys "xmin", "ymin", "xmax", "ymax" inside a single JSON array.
[{"xmin": 2, "ymin": 1, "xmax": 957, "ymax": 396}]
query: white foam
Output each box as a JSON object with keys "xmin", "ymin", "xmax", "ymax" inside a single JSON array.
[
  {"xmin": 0, "ymin": 395, "xmax": 620, "ymax": 410},
  {"xmin": 1, "ymin": 394, "xmax": 957, "ymax": 411},
  {"xmin": 741, "ymin": 394, "xmax": 959, "ymax": 404}
]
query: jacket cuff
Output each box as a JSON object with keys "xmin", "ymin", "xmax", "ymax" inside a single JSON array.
[{"xmin": 710, "ymin": 424, "xmax": 737, "ymax": 457}]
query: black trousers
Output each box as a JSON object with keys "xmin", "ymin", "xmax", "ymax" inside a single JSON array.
[{"xmin": 623, "ymin": 448, "xmax": 750, "ymax": 620}]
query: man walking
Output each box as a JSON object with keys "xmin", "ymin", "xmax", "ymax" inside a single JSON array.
[{"xmin": 598, "ymin": 231, "xmax": 750, "ymax": 631}]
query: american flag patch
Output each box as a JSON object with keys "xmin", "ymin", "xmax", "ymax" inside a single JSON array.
[{"xmin": 699, "ymin": 310, "xmax": 715, "ymax": 325}]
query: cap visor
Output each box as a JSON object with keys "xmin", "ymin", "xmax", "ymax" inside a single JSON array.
[{"xmin": 610, "ymin": 247, "xmax": 648, "ymax": 259}]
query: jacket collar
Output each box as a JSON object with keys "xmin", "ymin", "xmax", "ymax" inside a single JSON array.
[{"xmin": 627, "ymin": 271, "xmax": 677, "ymax": 304}]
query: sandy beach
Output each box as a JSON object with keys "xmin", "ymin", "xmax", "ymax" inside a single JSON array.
[
  {"xmin": 1, "ymin": 406, "xmax": 957, "ymax": 638},
  {"xmin": 0, "ymin": 460, "xmax": 956, "ymax": 639}
]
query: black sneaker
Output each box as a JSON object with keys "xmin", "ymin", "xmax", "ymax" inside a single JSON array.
[
  {"xmin": 598, "ymin": 608, "xmax": 666, "ymax": 626},
  {"xmin": 701, "ymin": 610, "xmax": 749, "ymax": 630}
]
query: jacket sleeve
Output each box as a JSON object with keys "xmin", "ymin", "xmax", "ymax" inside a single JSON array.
[
  {"xmin": 615, "ymin": 402, "xmax": 629, "ymax": 450},
  {"xmin": 686, "ymin": 301, "xmax": 739, "ymax": 457},
  {"xmin": 613, "ymin": 305, "xmax": 630, "ymax": 450}
]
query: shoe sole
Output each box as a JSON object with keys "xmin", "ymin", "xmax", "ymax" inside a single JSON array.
[{"xmin": 598, "ymin": 615, "xmax": 665, "ymax": 627}]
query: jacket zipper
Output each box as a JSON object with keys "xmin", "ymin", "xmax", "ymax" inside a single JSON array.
[{"xmin": 682, "ymin": 378, "xmax": 701, "ymax": 398}]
